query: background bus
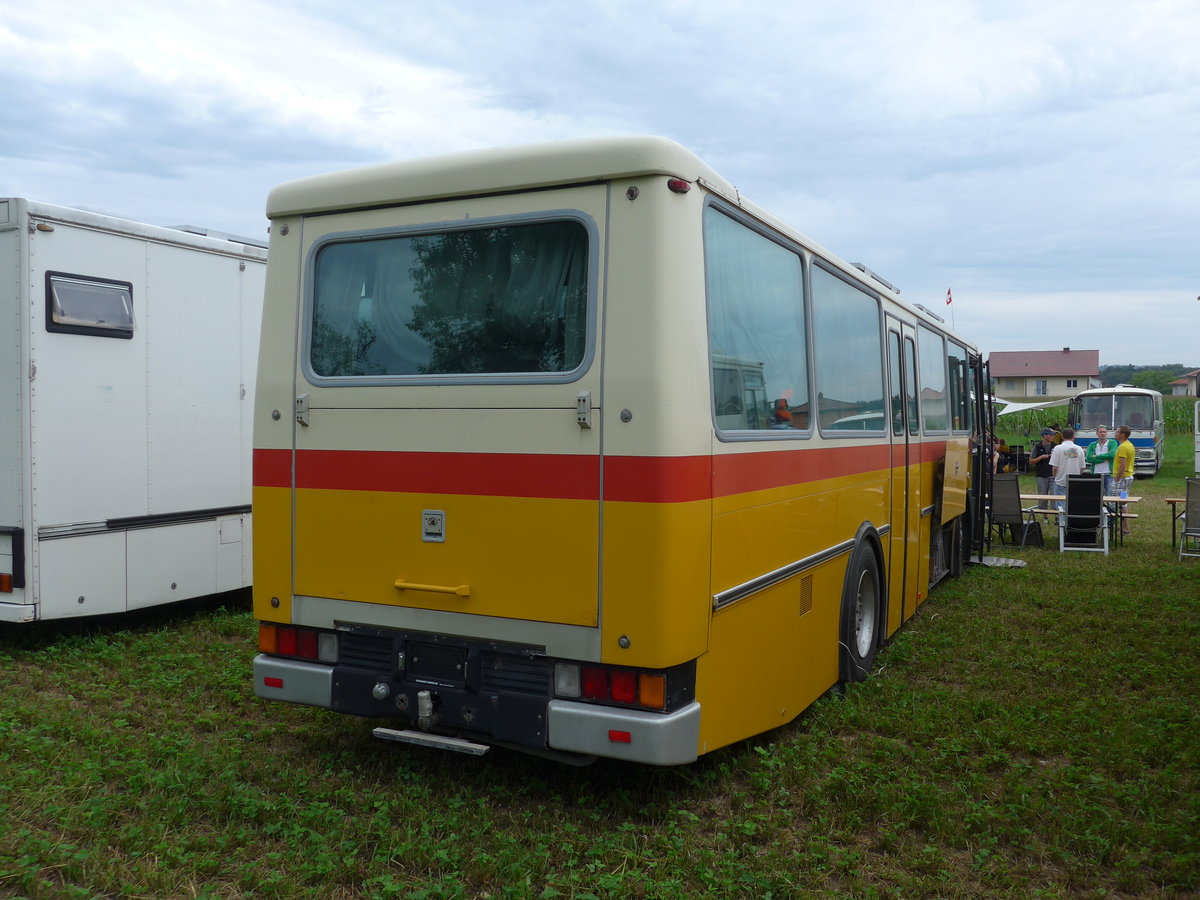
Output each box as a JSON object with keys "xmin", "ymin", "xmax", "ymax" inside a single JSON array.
[
  {"xmin": 251, "ymin": 137, "xmax": 985, "ymax": 764},
  {"xmin": 1068, "ymin": 385, "xmax": 1164, "ymax": 476}
]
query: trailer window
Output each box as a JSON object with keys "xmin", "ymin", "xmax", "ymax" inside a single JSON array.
[
  {"xmin": 45, "ymin": 272, "xmax": 134, "ymax": 339},
  {"xmin": 310, "ymin": 219, "xmax": 589, "ymax": 378}
]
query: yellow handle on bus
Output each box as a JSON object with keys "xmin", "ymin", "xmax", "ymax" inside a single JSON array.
[{"xmin": 394, "ymin": 579, "xmax": 471, "ymax": 598}]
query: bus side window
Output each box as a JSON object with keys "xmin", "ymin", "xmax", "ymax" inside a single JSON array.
[{"xmin": 705, "ymin": 207, "xmax": 808, "ymax": 434}]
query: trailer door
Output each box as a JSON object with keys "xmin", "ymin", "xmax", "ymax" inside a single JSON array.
[{"xmin": 287, "ymin": 188, "xmax": 605, "ymax": 628}]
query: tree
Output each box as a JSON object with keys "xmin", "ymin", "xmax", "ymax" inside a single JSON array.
[{"xmin": 1131, "ymin": 369, "xmax": 1175, "ymax": 394}]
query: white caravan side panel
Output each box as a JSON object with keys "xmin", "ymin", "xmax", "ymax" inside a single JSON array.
[
  {"xmin": 0, "ymin": 201, "xmax": 29, "ymax": 618},
  {"xmin": 5, "ymin": 200, "xmax": 266, "ymax": 621}
]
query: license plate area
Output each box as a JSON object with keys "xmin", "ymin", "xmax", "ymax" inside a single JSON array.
[{"xmin": 407, "ymin": 641, "xmax": 467, "ymax": 686}]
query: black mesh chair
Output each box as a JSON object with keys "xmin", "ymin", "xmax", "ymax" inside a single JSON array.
[
  {"xmin": 989, "ymin": 473, "xmax": 1041, "ymax": 549},
  {"xmin": 1180, "ymin": 477, "xmax": 1200, "ymax": 561},
  {"xmin": 1059, "ymin": 474, "xmax": 1108, "ymax": 556}
]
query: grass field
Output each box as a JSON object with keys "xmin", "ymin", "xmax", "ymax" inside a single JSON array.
[{"xmin": 1, "ymin": 440, "xmax": 1197, "ymax": 899}]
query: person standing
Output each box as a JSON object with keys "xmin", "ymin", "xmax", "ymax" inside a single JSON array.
[
  {"xmin": 1112, "ymin": 424, "xmax": 1136, "ymax": 535},
  {"xmin": 1085, "ymin": 425, "xmax": 1117, "ymax": 497},
  {"xmin": 1049, "ymin": 427, "xmax": 1086, "ymax": 511},
  {"xmin": 1031, "ymin": 428, "xmax": 1057, "ymax": 508}
]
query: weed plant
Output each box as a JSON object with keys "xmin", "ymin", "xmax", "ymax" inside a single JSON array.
[{"xmin": 1, "ymin": 442, "xmax": 1197, "ymax": 898}]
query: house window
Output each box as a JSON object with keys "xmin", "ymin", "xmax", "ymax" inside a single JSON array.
[
  {"xmin": 1066, "ymin": 379, "xmax": 1078, "ymax": 389},
  {"xmin": 1005, "ymin": 379, "xmax": 1016, "ymax": 391},
  {"xmin": 1035, "ymin": 380, "xmax": 1048, "ymax": 396}
]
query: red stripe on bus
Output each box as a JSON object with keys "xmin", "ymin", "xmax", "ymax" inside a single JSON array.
[
  {"xmin": 254, "ymin": 441, "xmax": 953, "ymax": 502},
  {"xmin": 254, "ymin": 449, "xmax": 292, "ymax": 489},
  {"xmin": 603, "ymin": 455, "xmax": 712, "ymax": 503},
  {"xmin": 295, "ymin": 449, "xmax": 601, "ymax": 500}
]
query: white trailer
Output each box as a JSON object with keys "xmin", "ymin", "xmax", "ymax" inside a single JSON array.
[{"xmin": 0, "ymin": 198, "xmax": 266, "ymax": 622}]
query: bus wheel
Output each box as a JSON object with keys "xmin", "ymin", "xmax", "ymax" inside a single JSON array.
[{"xmin": 840, "ymin": 541, "xmax": 880, "ymax": 683}]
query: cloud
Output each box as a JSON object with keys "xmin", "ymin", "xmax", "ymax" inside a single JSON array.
[{"xmin": 0, "ymin": 0, "xmax": 1196, "ymax": 364}]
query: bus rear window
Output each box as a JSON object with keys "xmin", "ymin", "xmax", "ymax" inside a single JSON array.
[{"xmin": 309, "ymin": 219, "xmax": 589, "ymax": 378}]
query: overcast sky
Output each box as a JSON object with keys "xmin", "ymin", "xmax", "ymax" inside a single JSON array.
[{"xmin": 3, "ymin": 0, "xmax": 1197, "ymax": 366}]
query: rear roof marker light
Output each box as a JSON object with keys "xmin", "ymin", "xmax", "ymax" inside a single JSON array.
[{"xmin": 666, "ymin": 178, "xmax": 692, "ymax": 194}]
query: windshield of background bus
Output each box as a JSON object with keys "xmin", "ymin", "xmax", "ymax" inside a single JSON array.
[{"xmin": 1079, "ymin": 395, "xmax": 1154, "ymax": 430}]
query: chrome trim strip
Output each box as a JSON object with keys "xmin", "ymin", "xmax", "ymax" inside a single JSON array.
[
  {"xmin": 921, "ymin": 504, "xmax": 936, "ymax": 517},
  {"xmin": 713, "ymin": 538, "xmax": 856, "ymax": 610}
]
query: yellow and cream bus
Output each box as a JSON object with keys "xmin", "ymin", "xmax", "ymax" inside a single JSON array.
[{"xmin": 252, "ymin": 137, "xmax": 984, "ymax": 765}]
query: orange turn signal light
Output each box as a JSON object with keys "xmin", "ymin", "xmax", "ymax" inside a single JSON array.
[{"xmin": 258, "ymin": 623, "xmax": 278, "ymax": 654}]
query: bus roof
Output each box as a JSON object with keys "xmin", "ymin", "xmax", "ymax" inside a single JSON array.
[
  {"xmin": 266, "ymin": 135, "xmax": 737, "ymax": 219},
  {"xmin": 1075, "ymin": 386, "xmax": 1162, "ymax": 398},
  {"xmin": 266, "ymin": 136, "xmax": 977, "ymax": 352}
]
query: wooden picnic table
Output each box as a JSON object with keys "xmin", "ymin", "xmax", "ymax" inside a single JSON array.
[{"xmin": 1166, "ymin": 497, "xmax": 1185, "ymax": 550}]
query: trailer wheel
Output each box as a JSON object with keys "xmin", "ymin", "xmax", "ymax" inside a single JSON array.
[{"xmin": 839, "ymin": 541, "xmax": 880, "ymax": 683}]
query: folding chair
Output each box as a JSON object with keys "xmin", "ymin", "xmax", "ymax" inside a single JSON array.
[
  {"xmin": 1180, "ymin": 477, "xmax": 1200, "ymax": 561},
  {"xmin": 988, "ymin": 473, "xmax": 1042, "ymax": 548},
  {"xmin": 1059, "ymin": 475, "xmax": 1108, "ymax": 556}
]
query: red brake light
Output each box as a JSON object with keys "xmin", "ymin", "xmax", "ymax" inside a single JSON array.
[
  {"xmin": 611, "ymin": 669, "xmax": 637, "ymax": 704},
  {"xmin": 581, "ymin": 666, "xmax": 608, "ymax": 700},
  {"xmin": 297, "ymin": 630, "xmax": 319, "ymax": 659},
  {"xmin": 277, "ymin": 627, "xmax": 297, "ymax": 656}
]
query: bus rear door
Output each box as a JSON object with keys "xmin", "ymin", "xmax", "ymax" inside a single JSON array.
[{"xmin": 283, "ymin": 187, "xmax": 607, "ymax": 631}]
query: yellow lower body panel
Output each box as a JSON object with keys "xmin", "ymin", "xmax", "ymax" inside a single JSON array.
[
  {"xmin": 291, "ymin": 488, "xmax": 600, "ymax": 627},
  {"xmin": 695, "ymin": 554, "xmax": 844, "ymax": 755}
]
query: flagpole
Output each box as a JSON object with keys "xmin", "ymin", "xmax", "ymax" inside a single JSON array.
[{"xmin": 946, "ymin": 287, "xmax": 955, "ymax": 332}]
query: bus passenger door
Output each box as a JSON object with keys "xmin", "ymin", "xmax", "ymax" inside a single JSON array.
[{"xmin": 885, "ymin": 323, "xmax": 922, "ymax": 636}]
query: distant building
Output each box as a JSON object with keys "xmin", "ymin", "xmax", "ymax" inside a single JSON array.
[
  {"xmin": 1170, "ymin": 370, "xmax": 1199, "ymax": 397},
  {"xmin": 989, "ymin": 348, "xmax": 1101, "ymax": 401}
]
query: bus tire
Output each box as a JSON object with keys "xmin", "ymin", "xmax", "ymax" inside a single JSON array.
[{"xmin": 839, "ymin": 540, "xmax": 880, "ymax": 683}]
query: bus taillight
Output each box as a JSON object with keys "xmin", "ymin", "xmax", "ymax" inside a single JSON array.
[
  {"xmin": 258, "ymin": 623, "xmax": 338, "ymax": 663},
  {"xmin": 556, "ymin": 662, "xmax": 668, "ymax": 711}
]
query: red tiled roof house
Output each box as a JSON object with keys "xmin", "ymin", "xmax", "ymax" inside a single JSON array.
[
  {"xmin": 1169, "ymin": 370, "xmax": 1199, "ymax": 397},
  {"xmin": 988, "ymin": 348, "xmax": 1100, "ymax": 400}
]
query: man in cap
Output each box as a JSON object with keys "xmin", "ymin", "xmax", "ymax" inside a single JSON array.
[{"xmin": 1030, "ymin": 428, "xmax": 1057, "ymax": 508}]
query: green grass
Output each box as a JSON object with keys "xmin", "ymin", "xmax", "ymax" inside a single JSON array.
[{"xmin": 2, "ymin": 442, "xmax": 1197, "ymax": 898}]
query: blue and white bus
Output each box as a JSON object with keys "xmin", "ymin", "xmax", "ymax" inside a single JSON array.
[{"xmin": 1069, "ymin": 386, "xmax": 1164, "ymax": 476}]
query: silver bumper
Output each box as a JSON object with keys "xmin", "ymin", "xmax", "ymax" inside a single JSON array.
[
  {"xmin": 252, "ymin": 654, "xmax": 702, "ymax": 765},
  {"xmin": 547, "ymin": 699, "xmax": 701, "ymax": 765},
  {"xmin": 253, "ymin": 654, "xmax": 333, "ymax": 707}
]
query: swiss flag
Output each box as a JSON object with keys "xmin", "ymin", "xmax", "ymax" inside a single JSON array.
[{"xmin": 945, "ymin": 288, "xmax": 953, "ymax": 306}]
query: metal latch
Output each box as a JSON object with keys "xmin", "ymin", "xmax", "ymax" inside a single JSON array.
[
  {"xmin": 576, "ymin": 390, "xmax": 592, "ymax": 429},
  {"xmin": 295, "ymin": 393, "xmax": 309, "ymax": 427}
]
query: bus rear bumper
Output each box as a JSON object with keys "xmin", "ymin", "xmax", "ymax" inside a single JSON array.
[
  {"xmin": 253, "ymin": 654, "xmax": 333, "ymax": 707},
  {"xmin": 547, "ymin": 699, "xmax": 701, "ymax": 766}
]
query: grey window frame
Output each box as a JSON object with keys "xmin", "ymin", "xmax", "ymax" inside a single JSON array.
[
  {"xmin": 916, "ymin": 324, "xmax": 950, "ymax": 434},
  {"xmin": 301, "ymin": 210, "xmax": 599, "ymax": 387},
  {"xmin": 704, "ymin": 201, "xmax": 812, "ymax": 441},
  {"xmin": 811, "ymin": 262, "xmax": 887, "ymax": 438}
]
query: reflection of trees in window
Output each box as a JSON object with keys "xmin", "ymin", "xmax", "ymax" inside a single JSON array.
[
  {"xmin": 311, "ymin": 320, "xmax": 385, "ymax": 377},
  {"xmin": 309, "ymin": 220, "xmax": 588, "ymax": 378},
  {"xmin": 407, "ymin": 224, "xmax": 587, "ymax": 375}
]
